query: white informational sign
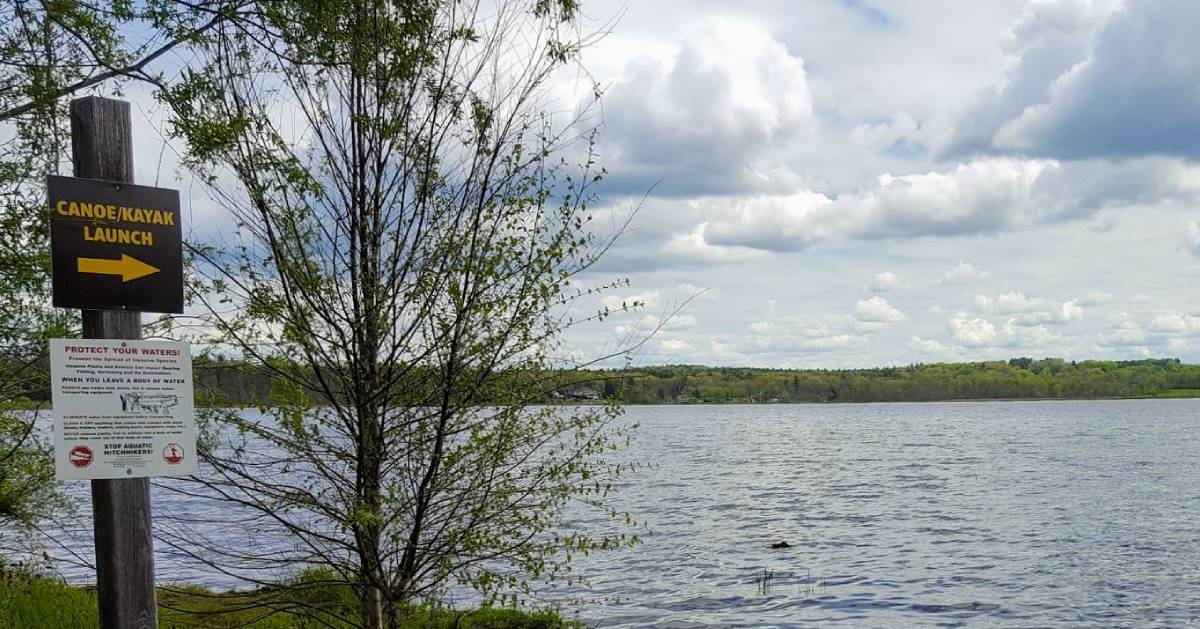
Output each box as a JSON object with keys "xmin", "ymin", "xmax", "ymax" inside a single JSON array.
[{"xmin": 51, "ymin": 338, "xmax": 198, "ymax": 480}]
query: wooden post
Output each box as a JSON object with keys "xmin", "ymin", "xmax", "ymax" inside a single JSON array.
[{"xmin": 71, "ymin": 96, "xmax": 158, "ymax": 629}]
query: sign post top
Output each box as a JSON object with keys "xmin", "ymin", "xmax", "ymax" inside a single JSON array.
[{"xmin": 49, "ymin": 174, "xmax": 184, "ymax": 314}]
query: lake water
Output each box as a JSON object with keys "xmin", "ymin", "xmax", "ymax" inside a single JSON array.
[{"xmin": 19, "ymin": 399, "xmax": 1200, "ymax": 627}]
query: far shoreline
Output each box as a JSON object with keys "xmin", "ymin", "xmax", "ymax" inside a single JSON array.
[
  {"xmin": 19, "ymin": 393, "xmax": 1200, "ymax": 413},
  {"xmin": 552, "ymin": 394, "xmax": 1200, "ymax": 406}
]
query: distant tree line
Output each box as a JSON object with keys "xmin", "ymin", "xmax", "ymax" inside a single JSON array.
[
  {"xmin": 8, "ymin": 355, "xmax": 1199, "ymax": 407},
  {"xmin": 582, "ymin": 358, "xmax": 1200, "ymax": 404}
]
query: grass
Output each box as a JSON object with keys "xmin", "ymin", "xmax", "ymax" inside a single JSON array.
[
  {"xmin": 0, "ymin": 569, "xmax": 585, "ymax": 629},
  {"xmin": 1136, "ymin": 389, "xmax": 1200, "ymax": 398},
  {"xmin": 752, "ymin": 567, "xmax": 826, "ymax": 599},
  {"xmin": 0, "ymin": 573, "xmax": 100, "ymax": 628},
  {"xmin": 753, "ymin": 568, "xmax": 774, "ymax": 596}
]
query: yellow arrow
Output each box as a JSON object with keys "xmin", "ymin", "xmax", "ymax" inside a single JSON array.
[{"xmin": 77, "ymin": 254, "xmax": 160, "ymax": 282}]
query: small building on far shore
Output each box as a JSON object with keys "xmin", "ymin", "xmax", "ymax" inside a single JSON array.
[{"xmin": 551, "ymin": 386, "xmax": 602, "ymax": 402}]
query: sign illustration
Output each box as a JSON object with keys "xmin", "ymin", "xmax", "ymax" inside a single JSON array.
[
  {"xmin": 48, "ymin": 175, "xmax": 183, "ymax": 313},
  {"xmin": 163, "ymin": 444, "xmax": 185, "ymax": 465},
  {"xmin": 121, "ymin": 393, "xmax": 180, "ymax": 414},
  {"xmin": 51, "ymin": 339, "xmax": 197, "ymax": 480},
  {"xmin": 69, "ymin": 445, "xmax": 94, "ymax": 468}
]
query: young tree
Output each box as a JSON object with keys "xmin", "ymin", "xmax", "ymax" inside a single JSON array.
[
  {"xmin": 0, "ymin": 397, "xmax": 60, "ymax": 530},
  {"xmin": 0, "ymin": 0, "xmax": 129, "ymax": 546},
  {"xmin": 155, "ymin": 1, "xmax": 637, "ymax": 626},
  {"xmin": 0, "ymin": 398, "xmax": 64, "ymax": 579},
  {"xmin": 0, "ymin": 0, "xmax": 251, "ymax": 555}
]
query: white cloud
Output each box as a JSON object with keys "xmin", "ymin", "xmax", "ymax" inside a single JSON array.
[
  {"xmin": 1098, "ymin": 321, "xmax": 1147, "ymax": 346},
  {"xmin": 855, "ymin": 296, "xmax": 906, "ymax": 323},
  {"xmin": 858, "ymin": 159, "xmax": 1049, "ymax": 236},
  {"xmin": 947, "ymin": 0, "xmax": 1200, "ymax": 161},
  {"xmin": 849, "ymin": 111, "xmax": 924, "ymax": 156},
  {"xmin": 949, "ymin": 314, "xmax": 1061, "ymax": 347},
  {"xmin": 1078, "ymin": 289, "xmax": 1113, "ymax": 306},
  {"xmin": 1008, "ymin": 322, "xmax": 1062, "ymax": 347},
  {"xmin": 1168, "ymin": 338, "xmax": 1197, "ymax": 353},
  {"xmin": 655, "ymin": 338, "xmax": 694, "ymax": 354},
  {"xmin": 1011, "ymin": 304, "xmax": 1084, "ymax": 326},
  {"xmin": 799, "ymin": 334, "xmax": 866, "ymax": 350},
  {"xmin": 950, "ymin": 316, "xmax": 999, "ymax": 346},
  {"xmin": 748, "ymin": 314, "xmax": 844, "ymax": 339},
  {"xmin": 599, "ymin": 19, "xmax": 812, "ymax": 194},
  {"xmin": 992, "ymin": 0, "xmax": 1200, "ymax": 160},
  {"xmin": 946, "ymin": 0, "xmax": 1120, "ymax": 156},
  {"xmin": 942, "ymin": 261, "xmax": 990, "ymax": 284},
  {"xmin": 658, "ymin": 223, "xmax": 770, "ymax": 266},
  {"xmin": 1149, "ymin": 313, "xmax": 1200, "ymax": 335},
  {"xmin": 1129, "ymin": 294, "xmax": 1154, "ymax": 304},
  {"xmin": 699, "ymin": 158, "xmax": 1200, "ymax": 252},
  {"xmin": 1060, "ymin": 300, "xmax": 1084, "ymax": 322},
  {"xmin": 604, "ymin": 156, "xmax": 1200, "ymax": 269},
  {"xmin": 975, "ymin": 292, "xmax": 1083, "ymax": 325},
  {"xmin": 870, "ymin": 271, "xmax": 903, "ymax": 292},
  {"xmin": 707, "ymin": 159, "xmax": 1057, "ymax": 249},
  {"xmin": 693, "ymin": 191, "xmax": 836, "ymax": 251},
  {"xmin": 717, "ymin": 318, "xmax": 874, "ymax": 362},
  {"xmin": 739, "ymin": 313, "xmax": 875, "ymax": 357},
  {"xmin": 975, "ymin": 291, "xmax": 1046, "ymax": 314},
  {"xmin": 1182, "ymin": 218, "xmax": 1200, "ymax": 257},
  {"xmin": 912, "ymin": 336, "xmax": 954, "ymax": 356}
]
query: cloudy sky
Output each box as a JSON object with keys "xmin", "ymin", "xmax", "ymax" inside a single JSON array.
[
  {"xmin": 125, "ymin": 0, "xmax": 1200, "ymax": 369},
  {"xmin": 542, "ymin": 0, "xmax": 1200, "ymax": 368}
]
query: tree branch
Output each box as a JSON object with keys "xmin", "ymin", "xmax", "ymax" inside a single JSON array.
[{"xmin": 0, "ymin": 12, "xmax": 224, "ymax": 122}]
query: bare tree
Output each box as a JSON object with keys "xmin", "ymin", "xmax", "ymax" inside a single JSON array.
[{"xmin": 153, "ymin": 1, "xmax": 638, "ymax": 627}]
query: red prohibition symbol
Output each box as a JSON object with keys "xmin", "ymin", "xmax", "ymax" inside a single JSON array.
[
  {"xmin": 163, "ymin": 443, "xmax": 184, "ymax": 465},
  {"xmin": 69, "ymin": 445, "xmax": 93, "ymax": 468}
]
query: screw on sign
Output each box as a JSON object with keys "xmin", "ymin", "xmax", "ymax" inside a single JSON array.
[
  {"xmin": 163, "ymin": 443, "xmax": 184, "ymax": 465},
  {"xmin": 70, "ymin": 445, "xmax": 93, "ymax": 468}
]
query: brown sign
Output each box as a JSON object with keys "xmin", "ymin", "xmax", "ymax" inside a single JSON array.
[{"xmin": 49, "ymin": 175, "xmax": 183, "ymax": 313}]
